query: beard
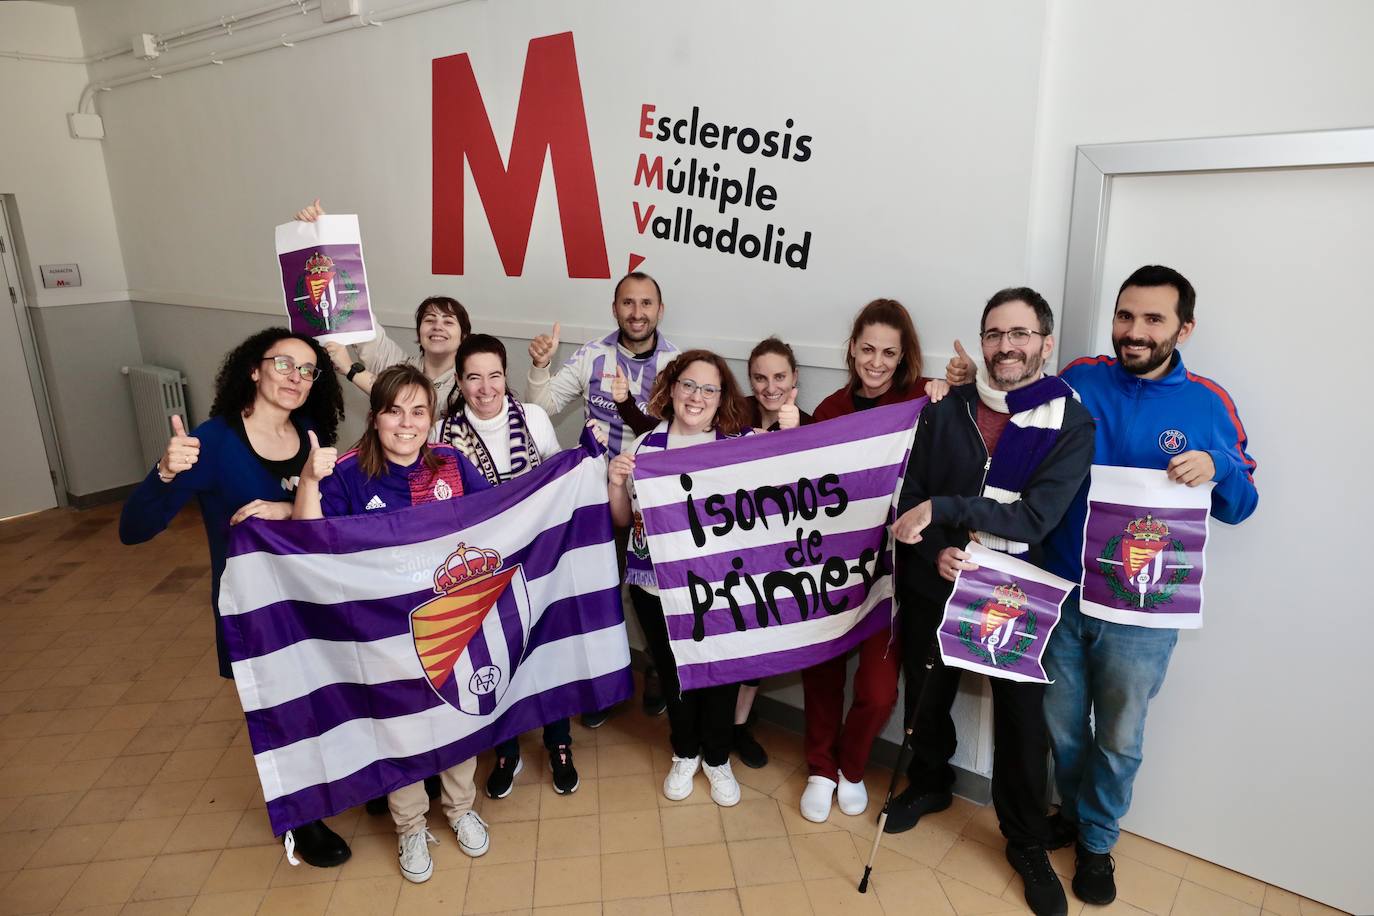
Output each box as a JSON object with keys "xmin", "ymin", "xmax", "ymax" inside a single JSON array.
[
  {"xmin": 987, "ymin": 350, "xmax": 1044, "ymax": 390},
  {"xmin": 618, "ymin": 319, "xmax": 657, "ymax": 344},
  {"xmin": 1114, "ymin": 332, "xmax": 1179, "ymax": 376}
]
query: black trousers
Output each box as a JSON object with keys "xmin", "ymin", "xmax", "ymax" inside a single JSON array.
[
  {"xmin": 630, "ymin": 585, "xmax": 738, "ymax": 766},
  {"xmin": 901, "ymin": 591, "xmax": 1051, "ymax": 847}
]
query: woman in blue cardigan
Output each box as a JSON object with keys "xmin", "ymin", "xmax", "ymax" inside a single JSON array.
[{"xmin": 118, "ymin": 327, "xmax": 350, "ymax": 868}]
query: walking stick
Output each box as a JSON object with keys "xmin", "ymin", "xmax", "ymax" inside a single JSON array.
[{"xmin": 857, "ymin": 693, "xmax": 920, "ymax": 893}]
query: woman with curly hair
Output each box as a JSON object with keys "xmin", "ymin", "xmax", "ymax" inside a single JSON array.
[
  {"xmin": 608, "ymin": 350, "xmax": 752, "ymax": 808},
  {"xmin": 118, "ymin": 327, "xmax": 349, "ymax": 868}
]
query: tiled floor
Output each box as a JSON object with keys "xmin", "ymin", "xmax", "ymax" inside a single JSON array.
[{"xmin": 0, "ymin": 504, "xmax": 1347, "ymax": 915}]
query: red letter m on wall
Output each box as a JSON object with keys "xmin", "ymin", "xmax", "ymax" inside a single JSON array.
[{"xmin": 432, "ymin": 32, "xmax": 609, "ymax": 278}]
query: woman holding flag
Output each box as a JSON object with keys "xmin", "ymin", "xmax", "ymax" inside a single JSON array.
[
  {"xmin": 293, "ymin": 364, "xmax": 493, "ymax": 885},
  {"xmin": 607, "ymin": 350, "xmax": 753, "ymax": 807},
  {"xmin": 119, "ymin": 327, "xmax": 350, "ymax": 869}
]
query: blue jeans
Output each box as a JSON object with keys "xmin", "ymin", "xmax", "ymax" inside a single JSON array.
[
  {"xmin": 495, "ymin": 718, "xmax": 571, "ymax": 759},
  {"xmin": 1044, "ymin": 592, "xmax": 1178, "ymax": 854}
]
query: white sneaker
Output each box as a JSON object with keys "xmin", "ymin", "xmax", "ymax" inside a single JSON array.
[
  {"xmin": 397, "ymin": 827, "xmax": 437, "ymax": 883},
  {"xmin": 837, "ymin": 773, "xmax": 869, "ymax": 816},
  {"xmin": 453, "ymin": 811, "xmax": 489, "ymax": 858},
  {"xmin": 702, "ymin": 760, "xmax": 741, "ymax": 807},
  {"xmin": 663, "ymin": 754, "xmax": 701, "ymax": 801},
  {"xmin": 800, "ymin": 775, "xmax": 837, "ymax": 823}
]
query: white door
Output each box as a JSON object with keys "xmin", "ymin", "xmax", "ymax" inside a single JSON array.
[
  {"xmin": 1091, "ymin": 163, "xmax": 1372, "ymax": 914},
  {"xmin": 0, "ymin": 218, "xmax": 58, "ymax": 518}
]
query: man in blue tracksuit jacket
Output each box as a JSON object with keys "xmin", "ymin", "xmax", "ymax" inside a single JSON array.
[{"xmin": 1044, "ymin": 266, "xmax": 1258, "ymax": 906}]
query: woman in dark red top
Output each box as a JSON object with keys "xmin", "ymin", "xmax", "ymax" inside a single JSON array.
[{"xmin": 801, "ymin": 298, "xmax": 947, "ymax": 824}]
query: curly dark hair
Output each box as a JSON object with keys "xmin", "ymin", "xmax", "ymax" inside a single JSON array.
[
  {"xmin": 209, "ymin": 327, "xmax": 344, "ymax": 445},
  {"xmin": 645, "ymin": 349, "xmax": 750, "ymax": 436}
]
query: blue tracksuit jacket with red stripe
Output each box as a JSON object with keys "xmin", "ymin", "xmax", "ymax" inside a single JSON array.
[{"xmin": 1043, "ymin": 352, "xmax": 1258, "ymax": 584}]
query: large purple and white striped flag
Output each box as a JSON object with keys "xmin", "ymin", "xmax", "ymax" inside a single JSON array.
[
  {"xmin": 632, "ymin": 400, "xmax": 923, "ymax": 690},
  {"xmin": 219, "ymin": 441, "xmax": 632, "ymax": 835}
]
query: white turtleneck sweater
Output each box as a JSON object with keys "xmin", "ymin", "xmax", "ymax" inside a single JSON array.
[{"xmin": 464, "ymin": 400, "xmax": 561, "ymax": 481}]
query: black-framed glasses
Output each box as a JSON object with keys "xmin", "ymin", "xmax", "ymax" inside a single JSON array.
[
  {"xmin": 261, "ymin": 355, "xmax": 320, "ymax": 381},
  {"xmin": 676, "ymin": 378, "xmax": 722, "ymax": 400},
  {"xmin": 980, "ymin": 328, "xmax": 1045, "ymax": 346}
]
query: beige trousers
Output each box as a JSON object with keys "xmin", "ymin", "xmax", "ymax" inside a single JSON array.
[{"xmin": 388, "ymin": 757, "xmax": 477, "ymax": 836}]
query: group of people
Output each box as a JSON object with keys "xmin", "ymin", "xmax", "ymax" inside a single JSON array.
[{"xmin": 118, "ymin": 198, "xmax": 1257, "ymax": 916}]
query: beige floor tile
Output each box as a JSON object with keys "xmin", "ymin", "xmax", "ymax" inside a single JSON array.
[
  {"xmin": 16, "ymin": 733, "xmax": 83, "ymax": 764},
  {"xmin": 131, "ymin": 850, "xmax": 220, "ymax": 901},
  {"xmin": 1113, "ymin": 831, "xmax": 1192, "ymax": 876},
  {"xmin": 470, "ymin": 819, "xmax": 539, "ymax": 867},
  {"xmin": 153, "ymin": 748, "xmax": 225, "ymax": 784},
  {"xmin": 737, "ymin": 879, "xmax": 815, "ymax": 915},
  {"xmin": 1184, "ymin": 857, "xmax": 1267, "ymax": 907},
  {"xmin": 157, "ymin": 699, "xmax": 214, "ymax": 727},
  {"xmin": 598, "ymin": 773, "xmax": 661, "ymax": 813},
  {"xmin": 120, "ymin": 897, "xmax": 196, "ymax": 916},
  {"xmin": 39, "ymin": 706, "xmax": 109, "ymax": 736},
  {"xmin": 335, "ymin": 830, "xmax": 400, "ymax": 880},
  {"xmin": 534, "ymin": 903, "xmax": 601, "ymax": 916},
  {"xmin": 93, "ymin": 753, "xmax": 168, "ymax": 789},
  {"xmin": 0, "ymin": 826, "xmax": 49, "ymax": 871},
  {"xmin": 464, "ymin": 859, "xmax": 535, "ymax": 912},
  {"xmin": 1172, "ymin": 879, "xmax": 1259, "ymax": 916},
  {"xmin": 538, "ymin": 774, "xmax": 599, "ymax": 818},
  {"xmin": 732, "ymin": 757, "xmax": 799, "ymax": 797},
  {"xmin": 94, "ymin": 703, "xmax": 162, "ymax": 733},
  {"xmin": 393, "ymin": 864, "xmax": 468, "ymax": 910},
  {"xmin": 728, "ymin": 836, "xmax": 802, "ymax": 887},
  {"xmin": 960, "ymin": 803, "xmax": 1004, "ymax": 848},
  {"xmin": 225, "ymin": 808, "xmax": 277, "ymax": 849},
  {"xmin": 601, "ymin": 849, "xmax": 670, "ymax": 899},
  {"xmin": 4, "ymin": 790, "xmax": 86, "ymax": 831},
  {"xmin": 870, "ymin": 865, "xmax": 955, "ymax": 915},
  {"xmin": 597, "ymin": 742, "xmax": 654, "ymax": 777},
  {"xmin": 1298, "ymin": 896, "xmax": 1351, "ymax": 915},
  {"xmin": 936, "ymin": 837, "xmax": 1014, "ymax": 897},
  {"xmin": 58, "ymin": 855, "xmax": 155, "ymax": 908},
  {"xmin": 481, "ymin": 782, "xmax": 542, "ymax": 823},
  {"xmin": 64, "ymin": 728, "xmax": 139, "ymax": 762},
  {"xmin": 537, "ymin": 812, "xmax": 600, "ymax": 859},
  {"xmin": 125, "ymin": 726, "xmax": 193, "ymax": 757},
  {"xmin": 257, "ymin": 882, "xmax": 335, "ymax": 915},
  {"xmin": 64, "ymin": 786, "xmax": 146, "ymax": 825},
  {"xmin": 533, "ymin": 854, "xmax": 602, "ymax": 907},
  {"xmin": 604, "ymin": 894, "xmax": 672, "ymax": 916},
  {"xmin": 128, "ymin": 780, "xmax": 204, "ymax": 820},
  {"xmin": 185, "ymin": 889, "xmax": 266, "ymax": 915},
  {"xmin": 804, "ymin": 875, "xmax": 886, "ymax": 914},
  {"xmin": 671, "ymin": 888, "xmax": 743, "ymax": 915},
  {"xmin": 720, "ymin": 798, "xmax": 787, "ymax": 842},
  {"xmin": 161, "ymin": 811, "xmax": 244, "ymax": 853},
  {"xmin": 324, "ymin": 875, "xmax": 401, "ymax": 915},
  {"xmin": 847, "ymin": 830, "xmax": 924, "ymax": 877},
  {"xmin": 26, "ymin": 820, "xmax": 120, "ymax": 867},
  {"xmin": 201, "ymin": 844, "xmax": 284, "ymax": 893},
  {"xmin": 1260, "ymin": 885, "xmax": 1303, "ymax": 916},
  {"xmin": 600, "ymin": 808, "xmax": 663, "ymax": 854},
  {"xmin": 791, "ymin": 830, "xmax": 865, "ymax": 882},
  {"xmin": 665, "ymin": 842, "xmax": 736, "ymax": 893},
  {"xmin": 660, "ymin": 801, "xmax": 725, "ymax": 847},
  {"xmin": 118, "ymin": 679, "xmax": 182, "ymax": 705},
  {"xmin": 185, "ymin": 776, "xmax": 260, "ymax": 816},
  {"xmin": 1113, "ymin": 853, "xmax": 1182, "ymax": 915},
  {"xmin": 0, "ymin": 863, "xmax": 85, "ymax": 916},
  {"xmin": 936, "ymin": 874, "xmax": 1022, "ymax": 916}
]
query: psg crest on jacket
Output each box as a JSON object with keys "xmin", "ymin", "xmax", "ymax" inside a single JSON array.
[{"xmin": 411, "ymin": 542, "xmax": 532, "ymax": 715}]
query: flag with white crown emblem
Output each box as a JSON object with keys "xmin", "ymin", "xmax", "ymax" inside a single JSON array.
[{"xmin": 218, "ymin": 434, "xmax": 630, "ymax": 835}]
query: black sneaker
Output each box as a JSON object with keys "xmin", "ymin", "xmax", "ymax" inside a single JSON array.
[
  {"xmin": 1072, "ymin": 845, "xmax": 1117, "ymax": 905},
  {"xmin": 642, "ymin": 666, "xmax": 667, "ymax": 716},
  {"xmin": 881, "ymin": 786, "xmax": 952, "ymax": 834},
  {"xmin": 485, "ymin": 754, "xmax": 523, "ymax": 799},
  {"xmin": 733, "ymin": 724, "xmax": 768, "ymax": 769},
  {"xmin": 289, "ymin": 819, "xmax": 351, "ymax": 868},
  {"xmin": 1006, "ymin": 843, "xmax": 1068, "ymax": 916},
  {"xmin": 581, "ymin": 708, "xmax": 612, "ymax": 729},
  {"xmin": 549, "ymin": 744, "xmax": 579, "ymax": 794},
  {"xmin": 365, "ymin": 796, "xmax": 389, "ymax": 816},
  {"xmin": 1047, "ymin": 811, "xmax": 1078, "ymax": 850}
]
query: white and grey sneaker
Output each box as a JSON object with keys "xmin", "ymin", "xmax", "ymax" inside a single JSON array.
[
  {"xmin": 663, "ymin": 754, "xmax": 701, "ymax": 801},
  {"xmin": 397, "ymin": 827, "xmax": 437, "ymax": 883},
  {"xmin": 453, "ymin": 810, "xmax": 490, "ymax": 858},
  {"xmin": 702, "ymin": 760, "xmax": 741, "ymax": 807}
]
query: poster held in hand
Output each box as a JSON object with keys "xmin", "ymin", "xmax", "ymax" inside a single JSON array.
[
  {"xmin": 1079, "ymin": 465, "xmax": 1213, "ymax": 629},
  {"xmin": 936, "ymin": 541, "xmax": 1072, "ymax": 684},
  {"xmin": 274, "ymin": 214, "xmax": 377, "ymax": 345}
]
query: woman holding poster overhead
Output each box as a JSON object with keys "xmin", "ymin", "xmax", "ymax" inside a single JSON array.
[
  {"xmin": 294, "ymin": 200, "xmax": 470, "ymax": 418},
  {"xmin": 293, "ymin": 364, "xmax": 492, "ymax": 885},
  {"xmin": 608, "ymin": 350, "xmax": 753, "ymax": 807},
  {"xmin": 118, "ymin": 327, "xmax": 350, "ymax": 868},
  {"xmin": 799, "ymin": 298, "xmax": 947, "ymax": 823}
]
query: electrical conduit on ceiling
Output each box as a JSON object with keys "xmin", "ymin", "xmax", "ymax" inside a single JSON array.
[{"xmin": 75, "ymin": 0, "xmax": 476, "ymax": 115}]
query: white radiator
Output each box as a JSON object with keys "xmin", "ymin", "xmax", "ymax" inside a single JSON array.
[{"xmin": 122, "ymin": 364, "xmax": 188, "ymax": 470}]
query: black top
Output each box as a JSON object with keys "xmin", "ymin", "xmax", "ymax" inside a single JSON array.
[{"xmin": 226, "ymin": 413, "xmax": 309, "ymax": 492}]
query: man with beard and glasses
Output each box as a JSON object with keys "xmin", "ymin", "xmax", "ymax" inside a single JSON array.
[
  {"xmin": 525, "ymin": 271, "xmax": 678, "ymax": 725},
  {"xmin": 944, "ymin": 266, "xmax": 1259, "ymax": 908},
  {"xmin": 887, "ymin": 287, "xmax": 1095, "ymax": 916}
]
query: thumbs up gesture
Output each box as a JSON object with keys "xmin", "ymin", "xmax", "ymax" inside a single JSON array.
[
  {"xmin": 777, "ymin": 388, "xmax": 801, "ymax": 430},
  {"xmin": 158, "ymin": 414, "xmax": 200, "ymax": 481},
  {"xmin": 946, "ymin": 339, "xmax": 975, "ymax": 386},
  {"xmin": 300, "ymin": 429, "xmax": 338, "ymax": 484},
  {"xmin": 528, "ymin": 322, "xmax": 561, "ymax": 369},
  {"xmin": 294, "ymin": 198, "xmax": 325, "ymax": 222},
  {"xmin": 610, "ymin": 366, "xmax": 630, "ymax": 404}
]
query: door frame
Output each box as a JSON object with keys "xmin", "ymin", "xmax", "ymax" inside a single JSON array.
[{"xmin": 1060, "ymin": 126, "xmax": 1374, "ymax": 364}]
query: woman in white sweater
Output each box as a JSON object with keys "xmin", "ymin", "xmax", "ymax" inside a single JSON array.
[{"xmin": 434, "ymin": 334, "xmax": 575, "ymax": 799}]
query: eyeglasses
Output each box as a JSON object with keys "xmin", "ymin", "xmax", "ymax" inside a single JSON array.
[
  {"xmin": 676, "ymin": 378, "xmax": 722, "ymax": 400},
  {"xmin": 261, "ymin": 355, "xmax": 320, "ymax": 381},
  {"xmin": 980, "ymin": 329, "xmax": 1045, "ymax": 346}
]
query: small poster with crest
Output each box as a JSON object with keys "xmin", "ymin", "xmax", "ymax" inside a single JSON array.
[{"xmin": 274, "ymin": 214, "xmax": 377, "ymax": 345}]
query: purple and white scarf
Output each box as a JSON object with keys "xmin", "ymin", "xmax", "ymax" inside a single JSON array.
[
  {"xmin": 974, "ymin": 365, "xmax": 1074, "ymax": 555},
  {"xmin": 441, "ymin": 394, "xmax": 542, "ymax": 486}
]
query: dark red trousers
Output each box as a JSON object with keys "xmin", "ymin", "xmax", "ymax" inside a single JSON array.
[{"xmin": 801, "ymin": 628, "xmax": 902, "ymax": 781}]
